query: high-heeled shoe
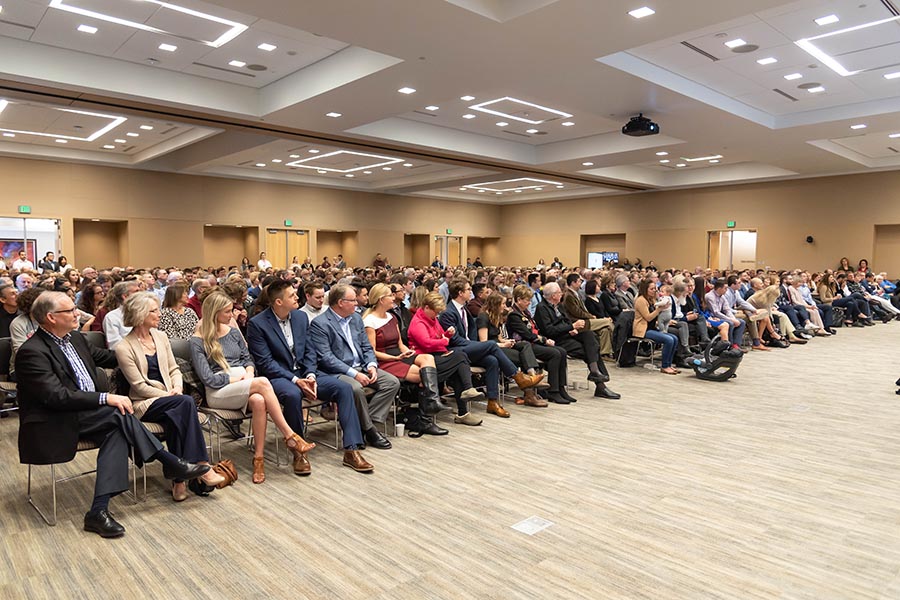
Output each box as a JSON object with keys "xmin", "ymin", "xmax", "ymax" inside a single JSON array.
[
  {"xmin": 252, "ymin": 457, "xmax": 265, "ymax": 484},
  {"xmin": 284, "ymin": 433, "xmax": 316, "ymax": 455}
]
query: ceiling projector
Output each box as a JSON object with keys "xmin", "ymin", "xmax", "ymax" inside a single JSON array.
[{"xmin": 622, "ymin": 113, "xmax": 660, "ymax": 137}]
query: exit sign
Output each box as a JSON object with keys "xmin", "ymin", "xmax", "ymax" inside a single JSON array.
[
  {"xmin": 284, "ymin": 219, "xmax": 293, "ymax": 227},
  {"xmin": 446, "ymin": 228, "xmax": 453, "ymax": 234},
  {"xmin": 726, "ymin": 221, "xmax": 736, "ymax": 228},
  {"xmin": 18, "ymin": 205, "xmax": 31, "ymax": 214}
]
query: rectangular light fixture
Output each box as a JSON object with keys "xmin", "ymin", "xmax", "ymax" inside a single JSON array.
[
  {"xmin": 228, "ymin": 60, "xmax": 246, "ymax": 68},
  {"xmin": 49, "ymin": 0, "xmax": 248, "ymax": 48},
  {"xmin": 784, "ymin": 73, "xmax": 803, "ymax": 80},
  {"xmin": 808, "ymin": 86, "xmax": 825, "ymax": 93},
  {"xmin": 258, "ymin": 43, "xmax": 277, "ymax": 51},
  {"xmin": 463, "ymin": 177, "xmax": 563, "ymax": 192},
  {"xmin": 815, "ymin": 14, "xmax": 839, "ymax": 26},
  {"xmin": 850, "ymin": 124, "xmax": 866, "ymax": 130},
  {"xmin": 889, "ymin": 133, "xmax": 900, "ymax": 138},
  {"xmin": 285, "ymin": 150, "xmax": 404, "ymax": 173},
  {"xmin": 468, "ymin": 96, "xmax": 573, "ymax": 124},
  {"xmin": 397, "ymin": 87, "xmax": 416, "ymax": 94},
  {"xmin": 682, "ymin": 154, "xmax": 723, "ymax": 162},
  {"xmin": 756, "ymin": 57, "xmax": 777, "ymax": 65},
  {"xmin": 77, "ymin": 24, "xmax": 97, "ymax": 34},
  {"xmin": 724, "ymin": 38, "xmax": 746, "ymax": 49},
  {"xmin": 628, "ymin": 7, "xmax": 655, "ymax": 19},
  {"xmin": 0, "ymin": 105, "xmax": 126, "ymax": 142},
  {"xmin": 0, "ymin": 99, "xmax": 7, "ymax": 115},
  {"xmin": 884, "ymin": 71, "xmax": 900, "ymax": 80},
  {"xmin": 158, "ymin": 43, "xmax": 177, "ymax": 52},
  {"xmin": 796, "ymin": 15, "xmax": 900, "ymax": 77},
  {"xmin": 325, "ymin": 112, "xmax": 342, "ymax": 118}
]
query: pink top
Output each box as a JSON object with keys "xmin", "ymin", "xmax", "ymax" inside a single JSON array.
[{"xmin": 407, "ymin": 310, "xmax": 450, "ymax": 353}]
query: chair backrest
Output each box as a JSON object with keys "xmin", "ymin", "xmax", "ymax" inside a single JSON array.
[
  {"xmin": 0, "ymin": 337, "xmax": 11, "ymax": 378},
  {"xmin": 170, "ymin": 338, "xmax": 192, "ymax": 362},
  {"xmin": 81, "ymin": 330, "xmax": 107, "ymax": 350}
]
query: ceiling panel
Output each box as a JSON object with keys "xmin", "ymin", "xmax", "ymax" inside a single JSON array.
[
  {"xmin": 113, "ymin": 30, "xmax": 213, "ymax": 70},
  {"xmin": 763, "ymin": 0, "xmax": 893, "ymax": 41},
  {"xmin": 63, "ymin": 0, "xmax": 161, "ymax": 22},
  {"xmin": 685, "ymin": 20, "xmax": 792, "ymax": 60},
  {"xmin": 29, "ymin": 8, "xmax": 137, "ymax": 55}
]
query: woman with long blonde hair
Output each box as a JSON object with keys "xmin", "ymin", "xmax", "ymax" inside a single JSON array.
[{"xmin": 190, "ymin": 291, "xmax": 314, "ymax": 484}]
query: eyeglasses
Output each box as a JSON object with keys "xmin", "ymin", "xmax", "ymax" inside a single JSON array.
[
  {"xmin": 52, "ymin": 307, "xmax": 79, "ymax": 315},
  {"xmin": 339, "ymin": 298, "xmax": 356, "ymax": 303}
]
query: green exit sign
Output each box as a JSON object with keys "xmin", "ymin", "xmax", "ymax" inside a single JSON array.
[
  {"xmin": 726, "ymin": 221, "xmax": 736, "ymax": 228},
  {"xmin": 284, "ymin": 219, "xmax": 293, "ymax": 227},
  {"xmin": 446, "ymin": 228, "xmax": 453, "ymax": 234},
  {"xmin": 18, "ymin": 205, "xmax": 31, "ymax": 214}
]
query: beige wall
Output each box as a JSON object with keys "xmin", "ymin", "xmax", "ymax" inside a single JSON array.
[
  {"xmin": 73, "ymin": 220, "xmax": 123, "ymax": 269},
  {"xmin": 316, "ymin": 231, "xmax": 342, "ymax": 264},
  {"xmin": 203, "ymin": 226, "xmax": 246, "ymax": 267}
]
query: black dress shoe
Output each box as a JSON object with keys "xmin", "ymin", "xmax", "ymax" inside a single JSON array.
[
  {"xmin": 84, "ymin": 509, "xmax": 125, "ymax": 538},
  {"xmin": 364, "ymin": 428, "xmax": 392, "ymax": 450},
  {"xmin": 420, "ymin": 422, "xmax": 449, "ymax": 436},
  {"xmin": 595, "ymin": 386, "xmax": 621, "ymax": 400},
  {"xmin": 559, "ymin": 389, "xmax": 577, "ymax": 403},
  {"xmin": 587, "ymin": 371, "xmax": 610, "ymax": 384},
  {"xmin": 162, "ymin": 458, "xmax": 210, "ymax": 481},
  {"xmin": 546, "ymin": 392, "xmax": 571, "ymax": 404}
]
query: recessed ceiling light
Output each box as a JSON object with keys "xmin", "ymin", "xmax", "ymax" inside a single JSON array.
[
  {"xmin": 317, "ymin": 169, "xmax": 327, "ymax": 174},
  {"xmin": 255, "ymin": 163, "xmax": 266, "ymax": 167},
  {"xmin": 126, "ymin": 132, "xmax": 139, "ymax": 137},
  {"xmin": 403, "ymin": 163, "xmax": 413, "ymax": 167},
  {"xmin": 91, "ymin": 218, "xmax": 100, "ymax": 222},
  {"xmin": 628, "ymin": 7, "xmax": 655, "ymax": 19},
  {"xmin": 514, "ymin": 190, "xmax": 523, "ymax": 193},
  {"xmin": 424, "ymin": 105, "xmax": 439, "ymax": 111},
  {"xmin": 114, "ymin": 138, "xmax": 126, "ymax": 143},
  {"xmin": 158, "ymin": 43, "xmax": 177, "ymax": 52},
  {"xmin": 363, "ymin": 171, "xmax": 373, "ymax": 174},
  {"xmin": 478, "ymin": 189, "xmax": 486, "ymax": 193},
  {"xmin": 55, "ymin": 139, "xmax": 67, "ymax": 143},
  {"xmin": 398, "ymin": 87, "xmax": 416, "ymax": 94},
  {"xmin": 850, "ymin": 124, "xmax": 867, "ymax": 130},
  {"xmin": 345, "ymin": 174, "xmax": 354, "ymax": 178},
  {"xmin": 139, "ymin": 125, "xmax": 153, "ymax": 130},
  {"xmin": 784, "ymin": 73, "xmax": 803, "ymax": 80},
  {"xmin": 460, "ymin": 95, "xmax": 475, "ymax": 101},
  {"xmin": 495, "ymin": 192, "xmax": 502, "ymax": 195},
  {"xmin": 676, "ymin": 163, "xmax": 686, "ymax": 167},
  {"xmin": 229, "ymin": 60, "xmax": 246, "ymax": 68},
  {"xmin": 655, "ymin": 151, "xmax": 668, "ymax": 156},
  {"xmin": 462, "ymin": 114, "xmax": 476, "ymax": 119},
  {"xmin": 534, "ymin": 188, "xmax": 543, "ymax": 191},
  {"xmin": 756, "ymin": 57, "xmax": 778, "ymax": 65},
  {"xmin": 103, "ymin": 144, "xmax": 115, "ymax": 149},
  {"xmin": 659, "ymin": 159, "xmax": 670, "ymax": 164},
  {"xmin": 459, "ymin": 187, "xmax": 467, "ymax": 191},
  {"xmin": 884, "ymin": 72, "xmax": 900, "ymax": 80},
  {"xmin": 383, "ymin": 167, "xmax": 392, "ymax": 171},
  {"xmin": 289, "ymin": 154, "xmax": 300, "ymax": 158},
  {"xmin": 496, "ymin": 121, "xmax": 509, "ymax": 127},
  {"xmin": 77, "ymin": 24, "xmax": 97, "ymax": 34},
  {"xmin": 271, "ymin": 159, "xmax": 282, "ymax": 163},
  {"xmin": 724, "ymin": 38, "xmax": 747, "ymax": 49},
  {"xmin": 582, "ymin": 162, "xmax": 594, "ymax": 166},
  {"xmin": 561, "ymin": 121, "xmax": 575, "ymax": 127},
  {"xmin": 808, "ymin": 86, "xmax": 825, "ymax": 93},
  {"xmin": 526, "ymin": 128, "xmax": 539, "ymax": 134},
  {"xmin": 683, "ymin": 154, "xmax": 723, "ymax": 162},
  {"xmin": 308, "ymin": 149, "xmax": 320, "ymax": 153},
  {"xmin": 2, "ymin": 133, "xmax": 14, "ymax": 138},
  {"xmin": 258, "ymin": 43, "xmax": 277, "ymax": 51},
  {"xmin": 889, "ymin": 133, "xmax": 900, "ymax": 138},
  {"xmin": 815, "ymin": 14, "xmax": 839, "ymax": 26},
  {"xmin": 556, "ymin": 185, "xmax": 565, "ymax": 189},
  {"xmin": 325, "ymin": 112, "xmax": 342, "ymax": 118},
  {"xmin": 709, "ymin": 159, "xmax": 720, "ymax": 164},
  {"xmin": 469, "ymin": 96, "xmax": 573, "ymax": 124}
]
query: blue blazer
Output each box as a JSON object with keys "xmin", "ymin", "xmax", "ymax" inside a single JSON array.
[
  {"xmin": 246, "ymin": 308, "xmax": 317, "ymax": 381},
  {"xmin": 438, "ymin": 302, "xmax": 478, "ymax": 346},
  {"xmin": 308, "ymin": 308, "xmax": 376, "ymax": 376}
]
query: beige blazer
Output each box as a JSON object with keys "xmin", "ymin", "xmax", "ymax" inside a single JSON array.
[{"xmin": 115, "ymin": 329, "xmax": 183, "ymax": 417}]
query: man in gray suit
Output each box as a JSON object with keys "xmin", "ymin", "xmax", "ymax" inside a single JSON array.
[{"xmin": 309, "ymin": 283, "xmax": 400, "ymax": 450}]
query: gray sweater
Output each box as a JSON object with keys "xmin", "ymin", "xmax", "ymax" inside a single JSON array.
[{"xmin": 189, "ymin": 328, "xmax": 254, "ymax": 389}]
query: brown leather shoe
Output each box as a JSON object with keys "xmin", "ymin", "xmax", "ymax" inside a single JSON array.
[
  {"xmin": 523, "ymin": 389, "xmax": 548, "ymax": 407},
  {"xmin": 342, "ymin": 450, "xmax": 374, "ymax": 473},
  {"xmin": 293, "ymin": 453, "xmax": 312, "ymax": 476},
  {"xmin": 172, "ymin": 482, "xmax": 188, "ymax": 502},
  {"xmin": 486, "ymin": 399, "xmax": 510, "ymax": 418},
  {"xmin": 513, "ymin": 371, "xmax": 539, "ymax": 389}
]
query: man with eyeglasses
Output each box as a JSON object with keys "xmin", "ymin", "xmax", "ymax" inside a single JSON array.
[
  {"xmin": 15, "ymin": 292, "xmax": 209, "ymax": 538},
  {"xmin": 0, "ymin": 284, "xmax": 18, "ymax": 338}
]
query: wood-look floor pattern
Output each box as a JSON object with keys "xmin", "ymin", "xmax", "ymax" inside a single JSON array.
[{"xmin": 2, "ymin": 325, "xmax": 900, "ymax": 599}]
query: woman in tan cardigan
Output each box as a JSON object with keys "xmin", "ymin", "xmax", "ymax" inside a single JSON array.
[
  {"xmin": 632, "ymin": 279, "xmax": 680, "ymax": 374},
  {"xmin": 115, "ymin": 292, "xmax": 225, "ymax": 501}
]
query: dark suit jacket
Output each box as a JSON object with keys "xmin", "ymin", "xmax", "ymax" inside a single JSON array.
[
  {"xmin": 308, "ymin": 308, "xmax": 377, "ymax": 376},
  {"xmin": 505, "ymin": 306, "xmax": 546, "ymax": 344},
  {"xmin": 438, "ymin": 301, "xmax": 478, "ymax": 346},
  {"xmin": 600, "ymin": 290, "xmax": 622, "ymax": 319},
  {"xmin": 534, "ymin": 300, "xmax": 575, "ymax": 341},
  {"xmin": 15, "ymin": 329, "xmax": 116, "ymax": 464},
  {"xmin": 246, "ymin": 308, "xmax": 317, "ymax": 382}
]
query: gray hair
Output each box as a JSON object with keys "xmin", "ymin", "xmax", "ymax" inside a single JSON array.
[
  {"xmin": 31, "ymin": 291, "xmax": 68, "ymax": 325},
  {"xmin": 191, "ymin": 278, "xmax": 210, "ymax": 293},
  {"xmin": 614, "ymin": 274, "xmax": 629, "ymax": 288},
  {"xmin": 673, "ymin": 282, "xmax": 686, "ymax": 295},
  {"xmin": 542, "ymin": 282, "xmax": 561, "ymax": 296},
  {"xmin": 327, "ymin": 283, "xmax": 352, "ymax": 307},
  {"xmin": 111, "ymin": 280, "xmax": 139, "ymax": 303},
  {"xmin": 122, "ymin": 292, "xmax": 160, "ymax": 328}
]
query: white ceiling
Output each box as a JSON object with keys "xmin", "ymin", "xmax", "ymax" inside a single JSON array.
[{"xmin": 0, "ymin": 0, "xmax": 899, "ymax": 203}]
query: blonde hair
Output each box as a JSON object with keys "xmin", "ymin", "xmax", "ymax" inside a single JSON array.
[
  {"xmin": 363, "ymin": 283, "xmax": 392, "ymax": 319},
  {"xmin": 199, "ymin": 291, "xmax": 234, "ymax": 373},
  {"xmin": 420, "ymin": 291, "xmax": 446, "ymax": 313},
  {"xmin": 749, "ymin": 285, "xmax": 780, "ymax": 310},
  {"xmin": 122, "ymin": 291, "xmax": 160, "ymax": 328}
]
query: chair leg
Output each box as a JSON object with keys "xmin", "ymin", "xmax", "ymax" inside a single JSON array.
[{"xmin": 26, "ymin": 463, "xmax": 58, "ymax": 526}]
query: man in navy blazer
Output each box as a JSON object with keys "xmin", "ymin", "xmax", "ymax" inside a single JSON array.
[
  {"xmin": 308, "ymin": 283, "xmax": 399, "ymax": 450},
  {"xmin": 438, "ymin": 278, "xmax": 541, "ymax": 419},
  {"xmin": 247, "ymin": 280, "xmax": 372, "ymax": 473}
]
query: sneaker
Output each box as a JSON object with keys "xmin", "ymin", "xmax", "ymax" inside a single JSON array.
[{"xmin": 453, "ymin": 412, "xmax": 483, "ymax": 426}]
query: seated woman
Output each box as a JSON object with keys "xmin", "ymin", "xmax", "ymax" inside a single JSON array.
[
  {"xmin": 506, "ymin": 285, "xmax": 574, "ymax": 405},
  {"xmin": 77, "ymin": 282, "xmax": 105, "ymax": 322},
  {"xmin": 158, "ymin": 283, "xmax": 199, "ymax": 340},
  {"xmin": 407, "ymin": 291, "xmax": 486, "ymax": 426},
  {"xmin": 599, "ymin": 275, "xmax": 623, "ymax": 320},
  {"xmin": 818, "ymin": 272, "xmax": 863, "ymax": 326},
  {"xmin": 363, "ymin": 283, "xmax": 449, "ymax": 421},
  {"xmin": 190, "ymin": 291, "xmax": 314, "ymax": 484},
  {"xmin": 476, "ymin": 292, "xmax": 547, "ymax": 408},
  {"xmin": 8, "ymin": 288, "xmax": 47, "ymax": 382},
  {"xmin": 633, "ymin": 279, "xmax": 680, "ymax": 375},
  {"xmin": 680, "ymin": 278, "xmax": 711, "ymax": 349},
  {"xmin": 746, "ymin": 283, "xmax": 791, "ymax": 347},
  {"xmin": 838, "ymin": 257, "xmax": 854, "ymax": 273},
  {"xmin": 583, "ymin": 279, "xmax": 606, "ymax": 319},
  {"xmin": 116, "ymin": 292, "xmax": 226, "ymax": 500}
]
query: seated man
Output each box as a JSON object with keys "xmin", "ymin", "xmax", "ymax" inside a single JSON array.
[
  {"xmin": 15, "ymin": 272, "xmax": 34, "ymax": 293},
  {"xmin": 561, "ymin": 273, "xmax": 613, "ymax": 359},
  {"xmin": 309, "ymin": 284, "xmax": 399, "ymax": 450},
  {"xmin": 439, "ymin": 278, "xmax": 543, "ymax": 420},
  {"xmin": 0, "ymin": 283, "xmax": 18, "ymax": 338},
  {"xmin": 776, "ymin": 274, "xmax": 816, "ymax": 337},
  {"xmin": 247, "ymin": 280, "xmax": 372, "ymax": 473},
  {"xmin": 300, "ymin": 281, "xmax": 327, "ymax": 322},
  {"xmin": 185, "ymin": 278, "xmax": 210, "ymax": 317},
  {"xmin": 103, "ymin": 280, "xmax": 140, "ymax": 349},
  {"xmin": 534, "ymin": 282, "xmax": 620, "ymax": 399},
  {"xmin": 705, "ymin": 280, "xmax": 747, "ymax": 350},
  {"xmin": 16, "ymin": 291, "xmax": 208, "ymax": 538},
  {"xmin": 724, "ymin": 274, "xmax": 771, "ymax": 350}
]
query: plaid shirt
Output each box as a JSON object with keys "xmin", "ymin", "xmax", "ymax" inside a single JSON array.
[{"xmin": 41, "ymin": 328, "xmax": 107, "ymax": 405}]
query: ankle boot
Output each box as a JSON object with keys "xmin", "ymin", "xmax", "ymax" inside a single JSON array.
[{"xmin": 418, "ymin": 366, "xmax": 450, "ymax": 416}]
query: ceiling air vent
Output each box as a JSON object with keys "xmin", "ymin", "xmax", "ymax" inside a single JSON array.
[
  {"xmin": 772, "ymin": 89, "xmax": 799, "ymax": 102},
  {"xmin": 881, "ymin": 1, "xmax": 899, "ymax": 17},
  {"xmin": 192, "ymin": 62, "xmax": 255, "ymax": 78},
  {"xmin": 888, "ymin": 146, "xmax": 899, "ymax": 153},
  {"xmin": 680, "ymin": 41, "xmax": 718, "ymax": 62}
]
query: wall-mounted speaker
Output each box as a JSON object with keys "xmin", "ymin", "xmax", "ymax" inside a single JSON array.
[{"xmin": 805, "ymin": 236, "xmax": 814, "ymax": 244}]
